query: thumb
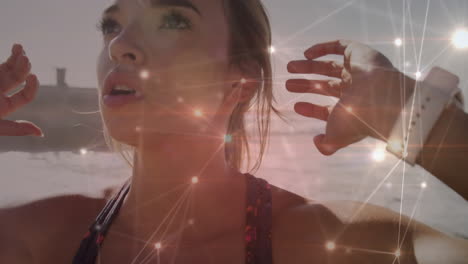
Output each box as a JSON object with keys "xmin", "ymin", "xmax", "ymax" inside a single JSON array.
[
  {"xmin": 313, "ymin": 134, "xmax": 344, "ymax": 156},
  {"xmin": 0, "ymin": 119, "xmax": 43, "ymax": 137}
]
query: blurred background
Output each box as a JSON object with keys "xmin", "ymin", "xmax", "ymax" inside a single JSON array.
[{"xmin": 0, "ymin": 0, "xmax": 467, "ymax": 239}]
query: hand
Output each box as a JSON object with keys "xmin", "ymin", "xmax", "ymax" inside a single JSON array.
[
  {"xmin": 286, "ymin": 40, "xmax": 415, "ymax": 155},
  {"xmin": 0, "ymin": 44, "xmax": 43, "ymax": 137}
]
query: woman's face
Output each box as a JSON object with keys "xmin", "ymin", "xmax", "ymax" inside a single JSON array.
[{"xmin": 97, "ymin": 0, "xmax": 239, "ymax": 146}]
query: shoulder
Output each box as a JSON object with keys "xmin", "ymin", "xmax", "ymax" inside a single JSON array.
[
  {"xmin": 0, "ymin": 194, "xmax": 107, "ymax": 261},
  {"xmin": 271, "ymin": 199, "xmax": 420, "ymax": 264}
]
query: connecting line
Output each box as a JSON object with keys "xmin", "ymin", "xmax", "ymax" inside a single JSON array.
[
  {"xmin": 195, "ymin": 141, "xmax": 225, "ymax": 178},
  {"xmin": 397, "ymin": 0, "xmax": 410, "ymax": 252},
  {"xmin": 138, "ymin": 187, "xmax": 193, "ymax": 264},
  {"xmin": 168, "ymin": 186, "xmax": 194, "ymax": 264},
  {"xmin": 421, "ymin": 44, "xmax": 452, "ymax": 73},
  {"xmin": 405, "ymin": 1, "xmax": 420, "ymax": 69},
  {"xmin": 136, "ymin": 187, "xmax": 192, "ymax": 264},
  {"xmin": 386, "ymin": 0, "xmax": 398, "ymax": 38},
  {"xmin": 335, "ymin": 101, "xmax": 389, "ymax": 142},
  {"xmin": 277, "ymin": 0, "xmax": 356, "ymax": 46},
  {"xmin": 140, "ymin": 187, "xmax": 194, "ymax": 264},
  {"xmin": 416, "ymin": 0, "xmax": 431, "ymax": 71},
  {"xmin": 399, "ymin": 177, "xmax": 426, "ymax": 248},
  {"xmin": 339, "ymin": 244, "xmax": 397, "ymax": 256},
  {"xmin": 333, "ymin": 159, "xmax": 403, "ymax": 239},
  {"xmin": 397, "ymin": 151, "xmax": 406, "ymax": 249},
  {"xmin": 130, "ymin": 186, "xmax": 192, "ymax": 264},
  {"xmin": 394, "ymin": 0, "xmax": 431, "ymax": 254},
  {"xmin": 119, "ymin": 183, "xmax": 188, "ymax": 218},
  {"xmin": 143, "ymin": 99, "xmax": 220, "ymax": 133}
]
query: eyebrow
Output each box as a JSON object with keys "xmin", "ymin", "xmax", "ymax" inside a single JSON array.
[{"xmin": 103, "ymin": 0, "xmax": 202, "ymax": 17}]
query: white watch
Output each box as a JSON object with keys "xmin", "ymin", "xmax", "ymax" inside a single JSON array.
[{"xmin": 386, "ymin": 67, "xmax": 462, "ymax": 165}]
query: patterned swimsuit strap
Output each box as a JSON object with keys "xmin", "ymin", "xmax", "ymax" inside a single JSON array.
[
  {"xmin": 72, "ymin": 178, "xmax": 131, "ymax": 264},
  {"xmin": 245, "ymin": 173, "xmax": 273, "ymax": 264}
]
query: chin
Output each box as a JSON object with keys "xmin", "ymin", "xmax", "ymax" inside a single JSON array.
[{"xmin": 105, "ymin": 126, "xmax": 140, "ymax": 148}]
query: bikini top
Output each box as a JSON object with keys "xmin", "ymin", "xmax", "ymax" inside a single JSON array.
[{"xmin": 72, "ymin": 173, "xmax": 273, "ymax": 264}]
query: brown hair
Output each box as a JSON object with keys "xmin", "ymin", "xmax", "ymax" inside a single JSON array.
[
  {"xmin": 102, "ymin": 0, "xmax": 289, "ymax": 174},
  {"xmin": 222, "ymin": 0, "xmax": 288, "ymax": 174}
]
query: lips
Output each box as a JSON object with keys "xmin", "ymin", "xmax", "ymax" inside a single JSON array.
[{"xmin": 102, "ymin": 70, "xmax": 144, "ymax": 97}]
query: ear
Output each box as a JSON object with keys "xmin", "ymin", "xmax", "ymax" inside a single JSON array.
[{"xmin": 225, "ymin": 60, "xmax": 262, "ymax": 104}]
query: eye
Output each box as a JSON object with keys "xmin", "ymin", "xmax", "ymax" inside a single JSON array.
[
  {"xmin": 159, "ymin": 9, "xmax": 192, "ymax": 30},
  {"xmin": 96, "ymin": 17, "xmax": 121, "ymax": 36}
]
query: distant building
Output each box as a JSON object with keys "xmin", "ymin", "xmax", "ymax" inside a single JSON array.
[{"xmin": 0, "ymin": 68, "xmax": 109, "ymax": 153}]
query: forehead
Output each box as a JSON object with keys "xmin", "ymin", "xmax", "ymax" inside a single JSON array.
[{"xmin": 103, "ymin": 0, "xmax": 225, "ymax": 17}]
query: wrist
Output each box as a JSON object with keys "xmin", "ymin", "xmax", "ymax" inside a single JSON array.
[
  {"xmin": 381, "ymin": 70, "xmax": 416, "ymax": 141},
  {"xmin": 385, "ymin": 67, "xmax": 461, "ymax": 165}
]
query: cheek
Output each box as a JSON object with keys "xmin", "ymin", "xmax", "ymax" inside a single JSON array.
[
  {"xmin": 96, "ymin": 50, "xmax": 109, "ymax": 89},
  {"xmin": 149, "ymin": 40, "xmax": 229, "ymax": 108}
]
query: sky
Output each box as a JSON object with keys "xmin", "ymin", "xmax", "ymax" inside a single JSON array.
[{"xmin": 0, "ymin": 0, "xmax": 467, "ymax": 110}]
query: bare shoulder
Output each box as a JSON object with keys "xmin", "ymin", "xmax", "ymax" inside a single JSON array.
[
  {"xmin": 272, "ymin": 198, "xmax": 468, "ymax": 264},
  {"xmin": 271, "ymin": 198, "xmax": 412, "ymax": 263},
  {"xmin": 0, "ymin": 194, "xmax": 107, "ymax": 262}
]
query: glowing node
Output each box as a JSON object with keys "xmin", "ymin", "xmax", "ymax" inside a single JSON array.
[
  {"xmin": 268, "ymin": 46, "xmax": 276, "ymax": 54},
  {"xmin": 394, "ymin": 248, "xmax": 401, "ymax": 257},
  {"xmin": 314, "ymin": 83, "xmax": 322, "ymax": 90},
  {"xmin": 224, "ymin": 134, "xmax": 233, "ymax": 143},
  {"xmin": 420, "ymin": 181, "xmax": 427, "ymax": 189},
  {"xmin": 140, "ymin": 70, "xmax": 150, "ymax": 80},
  {"xmin": 372, "ymin": 147, "xmax": 386, "ymax": 162},
  {"xmin": 188, "ymin": 218, "xmax": 195, "ymax": 225},
  {"xmin": 451, "ymin": 29, "xmax": 468, "ymax": 49},
  {"xmin": 177, "ymin": 97, "xmax": 184, "ymax": 103},
  {"xmin": 240, "ymin": 78, "xmax": 247, "ymax": 85},
  {"xmin": 191, "ymin": 176, "xmax": 199, "ymax": 184},
  {"xmin": 80, "ymin": 148, "xmax": 88, "ymax": 155},
  {"xmin": 135, "ymin": 126, "xmax": 142, "ymax": 133},
  {"xmin": 345, "ymin": 106, "xmax": 353, "ymax": 113},
  {"xmin": 394, "ymin": 38, "xmax": 403, "ymax": 47},
  {"xmin": 385, "ymin": 182, "xmax": 393, "ymax": 189},
  {"xmin": 154, "ymin": 242, "xmax": 162, "ymax": 250},
  {"xmin": 194, "ymin": 109, "xmax": 203, "ymax": 117},
  {"xmin": 325, "ymin": 241, "xmax": 336, "ymax": 251},
  {"xmin": 415, "ymin": 71, "xmax": 422, "ymax": 80},
  {"xmin": 402, "ymin": 150, "xmax": 409, "ymax": 159},
  {"xmin": 404, "ymin": 61, "xmax": 411, "ymax": 67}
]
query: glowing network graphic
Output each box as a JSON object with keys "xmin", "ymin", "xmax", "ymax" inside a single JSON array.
[{"xmin": 72, "ymin": 1, "xmax": 468, "ymax": 263}]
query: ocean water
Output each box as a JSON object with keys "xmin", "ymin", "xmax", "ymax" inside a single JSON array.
[{"xmin": 1, "ymin": 114, "xmax": 467, "ymax": 240}]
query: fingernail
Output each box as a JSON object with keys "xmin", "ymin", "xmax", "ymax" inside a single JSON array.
[{"xmin": 34, "ymin": 131, "xmax": 44, "ymax": 137}]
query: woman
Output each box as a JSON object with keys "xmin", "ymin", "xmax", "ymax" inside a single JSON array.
[{"xmin": 1, "ymin": 0, "xmax": 467, "ymax": 263}]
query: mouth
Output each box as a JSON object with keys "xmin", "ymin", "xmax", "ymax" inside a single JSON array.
[{"xmin": 102, "ymin": 71, "xmax": 145, "ymax": 108}]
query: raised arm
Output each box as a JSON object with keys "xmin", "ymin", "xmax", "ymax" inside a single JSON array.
[
  {"xmin": 284, "ymin": 39, "xmax": 468, "ymax": 263},
  {"xmin": 286, "ymin": 39, "xmax": 468, "ymax": 200}
]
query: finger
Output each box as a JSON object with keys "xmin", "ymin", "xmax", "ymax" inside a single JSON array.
[
  {"xmin": 313, "ymin": 134, "xmax": 342, "ymax": 156},
  {"xmin": 287, "ymin": 60, "xmax": 343, "ymax": 78},
  {"xmin": 304, "ymin": 40, "xmax": 351, "ymax": 60},
  {"xmin": 294, "ymin": 102, "xmax": 330, "ymax": 122},
  {"xmin": 0, "ymin": 119, "xmax": 43, "ymax": 137},
  {"xmin": 0, "ymin": 74, "xmax": 39, "ymax": 117},
  {"xmin": 3, "ymin": 44, "xmax": 24, "ymax": 71},
  {"xmin": 286, "ymin": 79, "xmax": 344, "ymax": 98},
  {"xmin": 0, "ymin": 54, "xmax": 31, "ymax": 93}
]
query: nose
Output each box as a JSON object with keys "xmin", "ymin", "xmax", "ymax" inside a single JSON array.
[{"xmin": 108, "ymin": 27, "xmax": 145, "ymax": 65}]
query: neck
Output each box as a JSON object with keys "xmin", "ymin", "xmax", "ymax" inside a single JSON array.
[{"xmin": 115, "ymin": 132, "xmax": 247, "ymax": 243}]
